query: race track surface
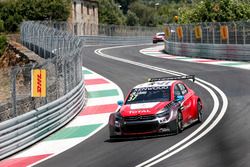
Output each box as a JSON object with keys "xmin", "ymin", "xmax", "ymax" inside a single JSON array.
[{"xmin": 36, "ymin": 44, "xmax": 250, "ymax": 167}]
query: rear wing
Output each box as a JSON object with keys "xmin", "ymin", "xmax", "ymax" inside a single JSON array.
[{"xmin": 148, "ymin": 75, "xmax": 195, "ymax": 82}]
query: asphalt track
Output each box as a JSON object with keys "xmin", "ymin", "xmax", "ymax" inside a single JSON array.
[{"xmin": 37, "ymin": 44, "xmax": 250, "ymax": 167}]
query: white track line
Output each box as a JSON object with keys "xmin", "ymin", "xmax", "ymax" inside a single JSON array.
[{"xmin": 94, "ymin": 45, "xmax": 228, "ymax": 167}]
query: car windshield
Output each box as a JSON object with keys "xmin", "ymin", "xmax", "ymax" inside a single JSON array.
[
  {"xmin": 156, "ymin": 32, "xmax": 165, "ymax": 36},
  {"xmin": 157, "ymin": 33, "xmax": 165, "ymax": 36},
  {"xmin": 125, "ymin": 86, "xmax": 170, "ymax": 104}
]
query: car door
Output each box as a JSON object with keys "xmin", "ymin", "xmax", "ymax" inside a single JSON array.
[
  {"xmin": 178, "ymin": 83, "xmax": 193, "ymax": 122},
  {"xmin": 174, "ymin": 84, "xmax": 188, "ymax": 123}
]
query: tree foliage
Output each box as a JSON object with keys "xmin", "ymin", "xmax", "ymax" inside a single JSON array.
[
  {"xmin": 126, "ymin": 10, "xmax": 139, "ymax": 26},
  {"xmin": 114, "ymin": 0, "xmax": 137, "ymax": 14},
  {"xmin": 0, "ymin": 35, "xmax": 7, "ymax": 56},
  {"xmin": 179, "ymin": 0, "xmax": 250, "ymax": 23},
  {"xmin": 98, "ymin": 0, "xmax": 126, "ymax": 25},
  {"xmin": 129, "ymin": 1, "xmax": 158, "ymax": 26},
  {"xmin": 0, "ymin": 0, "xmax": 71, "ymax": 32}
]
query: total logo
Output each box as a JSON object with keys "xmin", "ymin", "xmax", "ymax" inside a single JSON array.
[{"xmin": 129, "ymin": 110, "xmax": 151, "ymax": 114}]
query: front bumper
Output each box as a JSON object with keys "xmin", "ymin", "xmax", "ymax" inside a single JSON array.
[{"xmin": 109, "ymin": 117, "xmax": 177, "ymax": 138}]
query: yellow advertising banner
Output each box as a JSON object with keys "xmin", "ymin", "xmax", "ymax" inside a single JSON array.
[
  {"xmin": 220, "ymin": 25, "xmax": 228, "ymax": 40},
  {"xmin": 176, "ymin": 26, "xmax": 183, "ymax": 40},
  {"xmin": 194, "ymin": 25, "xmax": 202, "ymax": 39},
  {"xmin": 31, "ymin": 69, "xmax": 46, "ymax": 97},
  {"xmin": 164, "ymin": 26, "xmax": 171, "ymax": 39}
]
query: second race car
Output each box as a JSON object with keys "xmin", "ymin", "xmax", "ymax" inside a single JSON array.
[{"xmin": 109, "ymin": 75, "xmax": 203, "ymax": 138}]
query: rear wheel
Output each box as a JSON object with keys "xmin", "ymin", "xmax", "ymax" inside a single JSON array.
[
  {"xmin": 176, "ymin": 111, "xmax": 183, "ymax": 134},
  {"xmin": 197, "ymin": 100, "xmax": 203, "ymax": 123}
]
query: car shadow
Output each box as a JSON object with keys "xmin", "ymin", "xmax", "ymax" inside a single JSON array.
[
  {"xmin": 104, "ymin": 132, "xmax": 177, "ymax": 143},
  {"xmin": 105, "ymin": 121, "xmax": 203, "ymax": 143}
]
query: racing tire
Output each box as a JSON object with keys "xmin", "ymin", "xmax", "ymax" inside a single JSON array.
[
  {"xmin": 176, "ymin": 111, "xmax": 183, "ymax": 134},
  {"xmin": 153, "ymin": 41, "xmax": 157, "ymax": 44},
  {"xmin": 197, "ymin": 100, "xmax": 203, "ymax": 123}
]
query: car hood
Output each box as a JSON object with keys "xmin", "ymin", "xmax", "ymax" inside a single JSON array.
[{"xmin": 120, "ymin": 101, "xmax": 171, "ymax": 117}]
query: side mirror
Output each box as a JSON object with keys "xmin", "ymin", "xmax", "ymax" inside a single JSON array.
[
  {"xmin": 175, "ymin": 95, "xmax": 184, "ymax": 102},
  {"xmin": 117, "ymin": 100, "xmax": 124, "ymax": 106}
]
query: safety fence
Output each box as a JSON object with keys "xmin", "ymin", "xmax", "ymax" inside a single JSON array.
[
  {"xmin": 164, "ymin": 21, "xmax": 250, "ymax": 61},
  {"xmin": 164, "ymin": 21, "xmax": 250, "ymax": 44},
  {"xmin": 44, "ymin": 22, "xmax": 163, "ymax": 36},
  {"xmin": 0, "ymin": 21, "xmax": 85, "ymax": 159},
  {"xmin": 0, "ymin": 21, "xmax": 84, "ymax": 122},
  {"xmin": 80, "ymin": 35, "xmax": 152, "ymax": 45}
]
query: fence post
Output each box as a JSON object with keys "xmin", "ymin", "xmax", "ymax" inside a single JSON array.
[
  {"xmin": 11, "ymin": 68, "xmax": 17, "ymax": 117},
  {"xmin": 212, "ymin": 24, "xmax": 215, "ymax": 44},
  {"xmin": 234, "ymin": 22, "xmax": 237, "ymax": 45},
  {"xmin": 243, "ymin": 22, "xmax": 246, "ymax": 45},
  {"xmin": 190, "ymin": 24, "xmax": 193, "ymax": 43},
  {"xmin": 63, "ymin": 59, "xmax": 67, "ymax": 95}
]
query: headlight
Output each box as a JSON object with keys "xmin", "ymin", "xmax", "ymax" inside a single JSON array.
[
  {"xmin": 156, "ymin": 108, "xmax": 170, "ymax": 118},
  {"xmin": 115, "ymin": 111, "xmax": 123, "ymax": 120},
  {"xmin": 115, "ymin": 111, "xmax": 123, "ymax": 127}
]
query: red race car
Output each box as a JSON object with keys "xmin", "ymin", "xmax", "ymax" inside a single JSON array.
[
  {"xmin": 109, "ymin": 75, "xmax": 203, "ymax": 138},
  {"xmin": 152, "ymin": 32, "xmax": 165, "ymax": 44}
]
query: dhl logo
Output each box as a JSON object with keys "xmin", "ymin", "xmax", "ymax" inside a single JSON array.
[
  {"xmin": 31, "ymin": 69, "xmax": 46, "ymax": 97},
  {"xmin": 37, "ymin": 72, "xmax": 42, "ymax": 95}
]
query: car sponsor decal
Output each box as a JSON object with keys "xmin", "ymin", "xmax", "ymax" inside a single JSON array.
[
  {"xmin": 0, "ymin": 67, "xmax": 123, "ymax": 167},
  {"xmin": 130, "ymin": 102, "xmax": 159, "ymax": 110}
]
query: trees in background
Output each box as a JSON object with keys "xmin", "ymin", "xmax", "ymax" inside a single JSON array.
[
  {"xmin": 100, "ymin": 0, "xmax": 250, "ymax": 26},
  {"xmin": 179, "ymin": 0, "xmax": 250, "ymax": 23},
  {"xmin": 0, "ymin": 0, "xmax": 71, "ymax": 32},
  {"xmin": 0, "ymin": 0, "xmax": 249, "ymax": 32},
  {"xmin": 126, "ymin": 10, "xmax": 139, "ymax": 26},
  {"xmin": 98, "ymin": 0, "xmax": 126, "ymax": 25},
  {"xmin": 0, "ymin": 35, "xmax": 7, "ymax": 56},
  {"xmin": 129, "ymin": 1, "xmax": 158, "ymax": 26}
]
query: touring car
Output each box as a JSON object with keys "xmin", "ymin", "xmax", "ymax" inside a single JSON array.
[
  {"xmin": 109, "ymin": 75, "xmax": 203, "ymax": 138},
  {"xmin": 152, "ymin": 32, "xmax": 165, "ymax": 43}
]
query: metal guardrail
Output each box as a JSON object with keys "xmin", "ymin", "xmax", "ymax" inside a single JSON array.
[
  {"xmin": 81, "ymin": 35, "xmax": 152, "ymax": 45},
  {"xmin": 0, "ymin": 21, "xmax": 84, "ymax": 122},
  {"xmin": 0, "ymin": 21, "xmax": 85, "ymax": 160},
  {"xmin": 0, "ymin": 81, "xmax": 85, "ymax": 160},
  {"xmin": 164, "ymin": 41, "xmax": 250, "ymax": 61}
]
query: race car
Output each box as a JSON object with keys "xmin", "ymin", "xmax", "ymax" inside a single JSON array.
[
  {"xmin": 109, "ymin": 75, "xmax": 203, "ymax": 138},
  {"xmin": 152, "ymin": 32, "xmax": 165, "ymax": 43}
]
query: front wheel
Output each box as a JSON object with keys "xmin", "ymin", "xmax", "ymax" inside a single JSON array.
[
  {"xmin": 176, "ymin": 112, "xmax": 183, "ymax": 134},
  {"xmin": 197, "ymin": 100, "xmax": 203, "ymax": 123}
]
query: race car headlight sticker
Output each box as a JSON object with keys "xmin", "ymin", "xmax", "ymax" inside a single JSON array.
[
  {"xmin": 156, "ymin": 108, "xmax": 170, "ymax": 118},
  {"xmin": 115, "ymin": 112, "xmax": 122, "ymax": 127},
  {"xmin": 115, "ymin": 111, "xmax": 122, "ymax": 120}
]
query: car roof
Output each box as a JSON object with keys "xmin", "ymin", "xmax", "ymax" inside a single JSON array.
[
  {"xmin": 133, "ymin": 80, "xmax": 176, "ymax": 89},
  {"xmin": 156, "ymin": 32, "xmax": 165, "ymax": 35}
]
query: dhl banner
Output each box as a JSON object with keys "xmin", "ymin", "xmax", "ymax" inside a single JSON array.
[
  {"xmin": 220, "ymin": 25, "xmax": 228, "ymax": 40},
  {"xmin": 194, "ymin": 25, "xmax": 202, "ymax": 39},
  {"xmin": 176, "ymin": 26, "xmax": 183, "ymax": 40},
  {"xmin": 164, "ymin": 26, "xmax": 171, "ymax": 39},
  {"xmin": 31, "ymin": 69, "xmax": 46, "ymax": 97}
]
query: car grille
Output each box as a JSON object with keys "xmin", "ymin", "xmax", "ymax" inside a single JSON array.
[
  {"xmin": 122, "ymin": 122, "xmax": 158, "ymax": 133},
  {"xmin": 124, "ymin": 115, "xmax": 156, "ymax": 121}
]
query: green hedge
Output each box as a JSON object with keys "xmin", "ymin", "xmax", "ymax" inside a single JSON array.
[{"xmin": 0, "ymin": 35, "xmax": 7, "ymax": 56}]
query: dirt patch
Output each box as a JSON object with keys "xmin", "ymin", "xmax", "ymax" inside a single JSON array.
[{"xmin": 0, "ymin": 43, "xmax": 31, "ymax": 104}]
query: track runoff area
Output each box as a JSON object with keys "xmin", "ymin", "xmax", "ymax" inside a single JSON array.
[{"xmin": 95, "ymin": 44, "xmax": 228, "ymax": 167}]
